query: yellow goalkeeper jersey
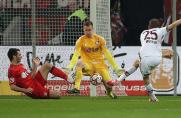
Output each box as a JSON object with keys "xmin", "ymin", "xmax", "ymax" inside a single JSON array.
[
  {"xmin": 69, "ymin": 33, "xmax": 119, "ymax": 71},
  {"xmin": 76, "ymin": 33, "xmax": 106, "ymax": 65}
]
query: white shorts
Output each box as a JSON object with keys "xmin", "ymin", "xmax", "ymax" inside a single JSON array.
[{"xmin": 139, "ymin": 56, "xmax": 161, "ymax": 76}]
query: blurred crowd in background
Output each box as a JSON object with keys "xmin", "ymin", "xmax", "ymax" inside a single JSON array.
[
  {"xmin": 0, "ymin": 0, "xmax": 181, "ymax": 46},
  {"xmin": 111, "ymin": 0, "xmax": 181, "ymax": 46}
]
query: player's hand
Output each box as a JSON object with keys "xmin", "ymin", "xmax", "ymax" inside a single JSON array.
[
  {"xmin": 24, "ymin": 88, "xmax": 33, "ymax": 94},
  {"xmin": 115, "ymin": 68, "xmax": 124, "ymax": 77},
  {"xmin": 33, "ymin": 57, "xmax": 40, "ymax": 66}
]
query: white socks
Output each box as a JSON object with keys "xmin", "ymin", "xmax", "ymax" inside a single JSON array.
[
  {"xmin": 117, "ymin": 66, "xmax": 137, "ymax": 81},
  {"xmin": 145, "ymin": 83, "xmax": 153, "ymax": 92}
]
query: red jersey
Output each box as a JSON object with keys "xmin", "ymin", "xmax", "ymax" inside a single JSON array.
[
  {"xmin": 8, "ymin": 64, "xmax": 35, "ymax": 88},
  {"xmin": 8, "ymin": 63, "xmax": 49, "ymax": 98}
]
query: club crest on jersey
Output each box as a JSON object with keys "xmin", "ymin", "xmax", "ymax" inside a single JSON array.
[
  {"xmin": 95, "ymin": 40, "xmax": 100, "ymax": 45},
  {"xmin": 21, "ymin": 72, "xmax": 28, "ymax": 78}
]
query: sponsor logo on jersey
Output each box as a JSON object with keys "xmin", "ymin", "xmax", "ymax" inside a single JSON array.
[
  {"xmin": 21, "ymin": 72, "xmax": 28, "ymax": 78},
  {"xmin": 85, "ymin": 48, "xmax": 99, "ymax": 53}
]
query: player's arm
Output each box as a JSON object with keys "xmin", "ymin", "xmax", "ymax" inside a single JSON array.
[
  {"xmin": 167, "ymin": 19, "xmax": 181, "ymax": 31},
  {"xmin": 103, "ymin": 47, "xmax": 120, "ymax": 71},
  {"xmin": 68, "ymin": 49, "xmax": 80, "ymax": 70},
  {"xmin": 103, "ymin": 47, "xmax": 124, "ymax": 77},
  {"xmin": 10, "ymin": 84, "xmax": 32, "ymax": 94},
  {"xmin": 31, "ymin": 57, "xmax": 40, "ymax": 78},
  {"xmin": 99, "ymin": 37, "xmax": 119, "ymax": 71},
  {"xmin": 68, "ymin": 39, "xmax": 82, "ymax": 70}
]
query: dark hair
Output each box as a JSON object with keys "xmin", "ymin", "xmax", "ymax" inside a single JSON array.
[
  {"xmin": 7, "ymin": 48, "xmax": 20, "ymax": 61},
  {"xmin": 148, "ymin": 18, "xmax": 161, "ymax": 29},
  {"xmin": 83, "ymin": 20, "xmax": 93, "ymax": 27}
]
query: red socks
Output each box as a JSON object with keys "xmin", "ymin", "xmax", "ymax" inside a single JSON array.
[{"xmin": 50, "ymin": 66, "xmax": 67, "ymax": 80}]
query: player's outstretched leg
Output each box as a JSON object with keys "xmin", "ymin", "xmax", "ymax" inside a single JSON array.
[
  {"xmin": 63, "ymin": 67, "xmax": 76, "ymax": 84},
  {"xmin": 118, "ymin": 59, "xmax": 139, "ymax": 81},
  {"xmin": 148, "ymin": 90, "xmax": 159, "ymax": 103},
  {"xmin": 67, "ymin": 64, "xmax": 83, "ymax": 94},
  {"xmin": 39, "ymin": 62, "xmax": 68, "ymax": 80},
  {"xmin": 145, "ymin": 83, "xmax": 159, "ymax": 103}
]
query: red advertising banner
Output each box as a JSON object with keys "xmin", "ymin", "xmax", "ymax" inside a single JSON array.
[
  {"xmin": 47, "ymin": 80, "xmax": 90, "ymax": 96},
  {"xmin": 95, "ymin": 80, "xmax": 148, "ymax": 96},
  {"xmin": 47, "ymin": 80, "xmax": 148, "ymax": 96}
]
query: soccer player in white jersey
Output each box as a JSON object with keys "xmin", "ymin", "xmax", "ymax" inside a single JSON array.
[{"xmin": 118, "ymin": 18, "xmax": 181, "ymax": 102}]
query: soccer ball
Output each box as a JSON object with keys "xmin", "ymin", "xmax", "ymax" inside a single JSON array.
[{"xmin": 90, "ymin": 73, "xmax": 102, "ymax": 86}]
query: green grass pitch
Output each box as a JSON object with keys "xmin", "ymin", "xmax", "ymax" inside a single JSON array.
[{"xmin": 0, "ymin": 96, "xmax": 181, "ymax": 118}]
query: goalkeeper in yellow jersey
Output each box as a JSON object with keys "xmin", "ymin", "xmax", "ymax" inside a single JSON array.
[{"xmin": 66, "ymin": 20, "xmax": 123, "ymax": 98}]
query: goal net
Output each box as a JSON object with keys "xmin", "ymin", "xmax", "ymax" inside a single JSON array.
[{"xmin": 0, "ymin": 0, "xmax": 113, "ymax": 96}]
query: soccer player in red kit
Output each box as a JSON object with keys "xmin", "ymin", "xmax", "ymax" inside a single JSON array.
[{"xmin": 7, "ymin": 48, "xmax": 71, "ymax": 99}]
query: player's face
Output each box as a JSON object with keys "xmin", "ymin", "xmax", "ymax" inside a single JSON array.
[
  {"xmin": 15, "ymin": 51, "xmax": 22, "ymax": 63},
  {"xmin": 83, "ymin": 25, "xmax": 93, "ymax": 37}
]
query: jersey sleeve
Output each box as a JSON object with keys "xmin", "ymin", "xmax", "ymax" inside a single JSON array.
[
  {"xmin": 75, "ymin": 37, "xmax": 82, "ymax": 51},
  {"xmin": 97, "ymin": 35, "xmax": 106, "ymax": 48},
  {"xmin": 8, "ymin": 69, "xmax": 16, "ymax": 85},
  {"xmin": 159, "ymin": 27, "xmax": 168, "ymax": 42},
  {"xmin": 98, "ymin": 35, "xmax": 119, "ymax": 70},
  {"xmin": 68, "ymin": 37, "xmax": 82, "ymax": 69}
]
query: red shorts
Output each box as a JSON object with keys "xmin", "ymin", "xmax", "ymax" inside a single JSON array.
[{"xmin": 26, "ymin": 71, "xmax": 50, "ymax": 99}]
